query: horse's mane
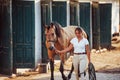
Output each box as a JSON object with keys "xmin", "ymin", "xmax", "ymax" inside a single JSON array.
[
  {"xmin": 50, "ymin": 22, "xmax": 89, "ymax": 40},
  {"xmin": 51, "ymin": 22, "xmax": 62, "ymax": 37}
]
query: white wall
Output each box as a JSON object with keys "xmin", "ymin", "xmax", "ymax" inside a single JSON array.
[
  {"xmin": 67, "ymin": 0, "xmax": 70, "ymax": 26},
  {"xmin": 35, "ymin": 0, "xmax": 42, "ymax": 67},
  {"xmin": 112, "ymin": 1, "xmax": 119, "ymax": 34}
]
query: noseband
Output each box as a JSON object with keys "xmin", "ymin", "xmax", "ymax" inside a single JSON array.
[
  {"xmin": 47, "ymin": 40, "xmax": 57, "ymax": 51},
  {"xmin": 47, "ymin": 40, "xmax": 56, "ymax": 42}
]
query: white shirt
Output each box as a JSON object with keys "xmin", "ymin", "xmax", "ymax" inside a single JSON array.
[{"xmin": 70, "ymin": 37, "xmax": 89, "ymax": 53}]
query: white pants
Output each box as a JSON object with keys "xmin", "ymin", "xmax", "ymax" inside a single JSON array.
[{"xmin": 73, "ymin": 54, "xmax": 87, "ymax": 80}]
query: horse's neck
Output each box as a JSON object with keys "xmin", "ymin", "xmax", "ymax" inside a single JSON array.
[
  {"xmin": 57, "ymin": 29, "xmax": 70, "ymax": 48},
  {"xmin": 54, "ymin": 40, "xmax": 64, "ymax": 50},
  {"xmin": 57, "ymin": 29, "xmax": 64, "ymax": 46}
]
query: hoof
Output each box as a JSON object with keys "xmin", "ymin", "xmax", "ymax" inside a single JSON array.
[
  {"xmin": 67, "ymin": 73, "xmax": 71, "ymax": 79},
  {"xmin": 50, "ymin": 78, "xmax": 54, "ymax": 80},
  {"xmin": 78, "ymin": 73, "xmax": 81, "ymax": 77},
  {"xmin": 63, "ymin": 76, "xmax": 67, "ymax": 80},
  {"xmin": 63, "ymin": 77, "xmax": 67, "ymax": 80}
]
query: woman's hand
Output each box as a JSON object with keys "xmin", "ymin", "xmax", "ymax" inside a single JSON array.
[
  {"xmin": 55, "ymin": 49, "xmax": 62, "ymax": 54},
  {"xmin": 55, "ymin": 44, "xmax": 73, "ymax": 54}
]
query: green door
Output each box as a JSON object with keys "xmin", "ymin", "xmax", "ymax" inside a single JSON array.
[
  {"xmin": 92, "ymin": 2, "xmax": 100, "ymax": 49},
  {"xmin": 0, "ymin": 2, "xmax": 12, "ymax": 75},
  {"xmin": 41, "ymin": 1, "xmax": 50, "ymax": 62},
  {"xmin": 99, "ymin": 4, "xmax": 112, "ymax": 48},
  {"xmin": 52, "ymin": 2, "xmax": 66, "ymax": 27},
  {"xmin": 12, "ymin": 1, "xmax": 35, "ymax": 68},
  {"xmin": 70, "ymin": 2, "xmax": 78, "ymax": 25},
  {"xmin": 79, "ymin": 3, "xmax": 90, "ymax": 40}
]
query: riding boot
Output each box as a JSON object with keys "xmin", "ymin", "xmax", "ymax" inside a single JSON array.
[{"xmin": 80, "ymin": 73, "xmax": 86, "ymax": 80}]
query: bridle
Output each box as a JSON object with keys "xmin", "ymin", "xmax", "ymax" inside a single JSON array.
[
  {"xmin": 46, "ymin": 35, "xmax": 58, "ymax": 43},
  {"xmin": 47, "ymin": 40, "xmax": 56, "ymax": 42}
]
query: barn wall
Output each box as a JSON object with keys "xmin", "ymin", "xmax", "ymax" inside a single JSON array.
[
  {"xmin": 0, "ymin": 0, "xmax": 12, "ymax": 75},
  {"xmin": 111, "ymin": 1, "xmax": 119, "ymax": 34},
  {"xmin": 35, "ymin": 0, "xmax": 42, "ymax": 67}
]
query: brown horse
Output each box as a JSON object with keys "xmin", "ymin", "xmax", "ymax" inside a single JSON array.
[{"xmin": 44, "ymin": 22, "xmax": 87, "ymax": 80}]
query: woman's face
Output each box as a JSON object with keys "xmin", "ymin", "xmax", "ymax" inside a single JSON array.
[{"xmin": 75, "ymin": 30, "xmax": 82, "ymax": 38}]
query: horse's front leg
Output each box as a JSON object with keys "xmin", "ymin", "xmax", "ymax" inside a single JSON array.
[
  {"xmin": 50, "ymin": 59, "xmax": 54, "ymax": 80},
  {"xmin": 59, "ymin": 55, "xmax": 67, "ymax": 80},
  {"xmin": 48, "ymin": 49, "xmax": 55, "ymax": 80}
]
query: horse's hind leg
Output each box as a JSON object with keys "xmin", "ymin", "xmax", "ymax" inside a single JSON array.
[
  {"xmin": 59, "ymin": 62, "xmax": 67, "ymax": 80},
  {"xmin": 50, "ymin": 59, "xmax": 54, "ymax": 80},
  {"xmin": 68, "ymin": 63, "xmax": 74, "ymax": 79},
  {"xmin": 68, "ymin": 63, "xmax": 81, "ymax": 79}
]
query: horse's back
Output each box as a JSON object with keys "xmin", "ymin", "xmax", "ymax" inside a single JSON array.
[
  {"xmin": 62, "ymin": 25, "xmax": 87, "ymax": 43},
  {"xmin": 63, "ymin": 26, "xmax": 77, "ymax": 39}
]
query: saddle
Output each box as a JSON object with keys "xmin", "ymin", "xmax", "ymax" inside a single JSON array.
[{"xmin": 88, "ymin": 62, "xmax": 96, "ymax": 80}]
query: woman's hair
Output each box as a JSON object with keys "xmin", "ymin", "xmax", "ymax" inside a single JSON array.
[{"xmin": 75, "ymin": 27, "xmax": 82, "ymax": 33}]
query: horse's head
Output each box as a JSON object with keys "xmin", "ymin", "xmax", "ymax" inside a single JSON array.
[{"xmin": 44, "ymin": 22, "xmax": 61, "ymax": 51}]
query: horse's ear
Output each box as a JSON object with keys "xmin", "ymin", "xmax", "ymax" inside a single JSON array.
[
  {"xmin": 50, "ymin": 23, "xmax": 54, "ymax": 27},
  {"xmin": 50, "ymin": 23, "xmax": 56, "ymax": 29},
  {"xmin": 50, "ymin": 23, "xmax": 54, "ymax": 28}
]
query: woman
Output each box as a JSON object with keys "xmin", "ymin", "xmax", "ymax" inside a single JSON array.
[{"xmin": 55, "ymin": 27, "xmax": 91, "ymax": 80}]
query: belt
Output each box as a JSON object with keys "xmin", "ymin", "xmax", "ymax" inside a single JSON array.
[{"xmin": 74, "ymin": 52, "xmax": 86, "ymax": 55}]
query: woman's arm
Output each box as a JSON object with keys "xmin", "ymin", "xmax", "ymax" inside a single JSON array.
[
  {"xmin": 85, "ymin": 45, "xmax": 91, "ymax": 63},
  {"xmin": 56, "ymin": 44, "xmax": 73, "ymax": 54}
]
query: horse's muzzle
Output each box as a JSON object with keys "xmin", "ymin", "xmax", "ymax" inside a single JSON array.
[{"xmin": 49, "ymin": 46, "xmax": 55, "ymax": 51}]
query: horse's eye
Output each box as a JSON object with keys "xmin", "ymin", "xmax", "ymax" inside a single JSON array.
[
  {"xmin": 51, "ymin": 33, "xmax": 54, "ymax": 36},
  {"xmin": 45, "ymin": 34, "xmax": 47, "ymax": 36}
]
